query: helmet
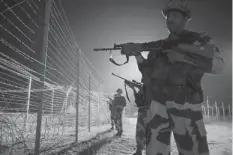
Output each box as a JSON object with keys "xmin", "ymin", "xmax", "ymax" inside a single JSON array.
[
  {"xmin": 162, "ymin": 0, "xmax": 192, "ymax": 20},
  {"xmin": 116, "ymin": 88, "xmax": 123, "ymax": 93}
]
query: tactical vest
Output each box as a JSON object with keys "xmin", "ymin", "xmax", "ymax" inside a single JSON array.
[{"xmin": 140, "ymin": 30, "xmax": 212, "ymax": 105}]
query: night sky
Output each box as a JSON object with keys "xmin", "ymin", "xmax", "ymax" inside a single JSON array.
[{"xmin": 61, "ymin": 0, "xmax": 232, "ymax": 104}]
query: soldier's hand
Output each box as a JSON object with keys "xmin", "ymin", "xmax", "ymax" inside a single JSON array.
[
  {"xmin": 121, "ymin": 43, "xmax": 142, "ymax": 56},
  {"xmin": 125, "ymin": 81, "xmax": 134, "ymax": 88}
]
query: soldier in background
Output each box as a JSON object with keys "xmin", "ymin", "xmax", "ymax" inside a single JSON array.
[
  {"xmin": 107, "ymin": 98, "xmax": 114, "ymax": 130},
  {"xmin": 107, "ymin": 94, "xmax": 117, "ymax": 130},
  {"xmin": 113, "ymin": 88, "xmax": 127, "ymax": 137},
  {"xmin": 121, "ymin": 0, "xmax": 224, "ymax": 154}
]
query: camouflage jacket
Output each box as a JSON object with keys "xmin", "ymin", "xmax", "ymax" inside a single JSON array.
[
  {"xmin": 113, "ymin": 95, "xmax": 127, "ymax": 109},
  {"xmin": 134, "ymin": 89, "xmax": 143, "ymax": 107},
  {"xmin": 137, "ymin": 30, "xmax": 224, "ymax": 104}
]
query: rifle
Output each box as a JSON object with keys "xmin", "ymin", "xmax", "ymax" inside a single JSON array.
[
  {"xmin": 106, "ymin": 97, "xmax": 113, "ymax": 103},
  {"xmin": 94, "ymin": 41, "xmax": 164, "ymax": 66},
  {"xmin": 112, "ymin": 73, "xmax": 142, "ymax": 102},
  {"xmin": 93, "ymin": 33, "xmax": 200, "ymax": 66}
]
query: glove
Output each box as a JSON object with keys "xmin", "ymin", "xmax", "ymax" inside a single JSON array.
[{"xmin": 121, "ymin": 43, "xmax": 143, "ymax": 56}]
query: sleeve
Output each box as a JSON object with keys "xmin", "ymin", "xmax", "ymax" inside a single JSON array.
[
  {"xmin": 135, "ymin": 51, "xmax": 155, "ymax": 72},
  {"xmin": 177, "ymin": 32, "xmax": 224, "ymax": 75},
  {"xmin": 198, "ymin": 32, "xmax": 224, "ymax": 75},
  {"xmin": 134, "ymin": 92, "xmax": 142, "ymax": 106}
]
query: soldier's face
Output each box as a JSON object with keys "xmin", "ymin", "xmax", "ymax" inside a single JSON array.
[{"xmin": 166, "ymin": 11, "xmax": 188, "ymax": 33}]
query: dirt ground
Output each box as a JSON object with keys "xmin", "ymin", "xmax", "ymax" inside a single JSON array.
[{"xmin": 92, "ymin": 119, "xmax": 232, "ymax": 155}]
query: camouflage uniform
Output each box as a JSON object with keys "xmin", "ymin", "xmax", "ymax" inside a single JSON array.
[
  {"xmin": 112, "ymin": 92, "xmax": 127, "ymax": 135},
  {"xmin": 132, "ymin": 1, "xmax": 224, "ymax": 154},
  {"xmin": 143, "ymin": 31, "xmax": 223, "ymax": 154},
  {"xmin": 134, "ymin": 89, "xmax": 149, "ymax": 154}
]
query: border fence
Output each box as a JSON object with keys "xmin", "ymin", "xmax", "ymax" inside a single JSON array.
[
  {"xmin": 202, "ymin": 98, "xmax": 232, "ymax": 121},
  {"xmin": 0, "ymin": 0, "xmax": 111, "ymax": 154}
]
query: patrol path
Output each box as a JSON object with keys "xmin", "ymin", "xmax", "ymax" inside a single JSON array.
[{"xmin": 93, "ymin": 118, "xmax": 232, "ymax": 155}]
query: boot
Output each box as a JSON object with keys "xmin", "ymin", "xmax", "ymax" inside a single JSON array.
[
  {"xmin": 116, "ymin": 130, "xmax": 123, "ymax": 137},
  {"xmin": 132, "ymin": 148, "xmax": 142, "ymax": 155}
]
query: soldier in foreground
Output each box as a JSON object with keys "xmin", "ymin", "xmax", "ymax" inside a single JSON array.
[
  {"xmin": 113, "ymin": 88, "xmax": 127, "ymax": 137},
  {"xmin": 121, "ymin": 0, "xmax": 224, "ymax": 154}
]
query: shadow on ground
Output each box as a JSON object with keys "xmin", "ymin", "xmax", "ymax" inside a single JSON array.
[{"xmin": 57, "ymin": 129, "xmax": 118, "ymax": 155}]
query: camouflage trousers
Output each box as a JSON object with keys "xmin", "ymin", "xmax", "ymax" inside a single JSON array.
[
  {"xmin": 135, "ymin": 107, "xmax": 148, "ymax": 151},
  {"xmin": 113, "ymin": 108, "xmax": 123, "ymax": 132},
  {"xmin": 146, "ymin": 100, "xmax": 209, "ymax": 155},
  {"xmin": 110, "ymin": 115, "xmax": 115, "ymax": 127}
]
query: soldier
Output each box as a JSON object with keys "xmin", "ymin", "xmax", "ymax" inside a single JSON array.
[
  {"xmin": 126, "ymin": 82, "xmax": 148, "ymax": 155},
  {"xmin": 113, "ymin": 88, "xmax": 127, "ymax": 137},
  {"xmin": 107, "ymin": 97, "xmax": 115, "ymax": 130},
  {"xmin": 121, "ymin": 0, "xmax": 224, "ymax": 154}
]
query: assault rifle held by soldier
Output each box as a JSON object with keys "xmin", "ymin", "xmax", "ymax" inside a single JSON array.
[
  {"xmin": 94, "ymin": 42, "xmax": 163, "ymax": 66},
  {"xmin": 93, "ymin": 39, "xmax": 198, "ymax": 66}
]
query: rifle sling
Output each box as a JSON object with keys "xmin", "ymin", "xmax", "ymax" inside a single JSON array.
[
  {"xmin": 109, "ymin": 55, "xmax": 129, "ymax": 66},
  {"xmin": 124, "ymin": 82, "xmax": 131, "ymax": 102}
]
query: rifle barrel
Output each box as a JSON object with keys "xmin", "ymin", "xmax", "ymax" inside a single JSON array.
[
  {"xmin": 132, "ymin": 80, "xmax": 142, "ymax": 85},
  {"xmin": 94, "ymin": 47, "xmax": 122, "ymax": 51},
  {"xmin": 112, "ymin": 73, "xmax": 127, "ymax": 81}
]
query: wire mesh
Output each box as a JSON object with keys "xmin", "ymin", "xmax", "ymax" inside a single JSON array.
[{"xmin": 0, "ymin": 0, "xmax": 109, "ymax": 154}]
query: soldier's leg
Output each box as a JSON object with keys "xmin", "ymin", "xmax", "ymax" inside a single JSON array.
[
  {"xmin": 114, "ymin": 109, "xmax": 121, "ymax": 132},
  {"xmin": 111, "ymin": 116, "xmax": 114, "ymax": 129},
  {"xmin": 135, "ymin": 108, "xmax": 147, "ymax": 151},
  {"xmin": 146, "ymin": 100, "xmax": 172, "ymax": 155},
  {"xmin": 167, "ymin": 101, "xmax": 209, "ymax": 155},
  {"xmin": 119, "ymin": 110, "xmax": 123, "ymax": 131},
  {"xmin": 114, "ymin": 115, "xmax": 119, "ymax": 131}
]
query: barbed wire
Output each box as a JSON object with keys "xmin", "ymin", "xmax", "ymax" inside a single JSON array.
[{"xmin": 0, "ymin": 0, "xmax": 109, "ymax": 154}]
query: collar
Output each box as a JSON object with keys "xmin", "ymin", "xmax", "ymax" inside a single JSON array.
[{"xmin": 167, "ymin": 30, "xmax": 189, "ymax": 39}]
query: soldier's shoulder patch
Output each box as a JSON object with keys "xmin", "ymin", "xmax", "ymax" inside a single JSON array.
[{"xmin": 195, "ymin": 31, "xmax": 212, "ymax": 44}]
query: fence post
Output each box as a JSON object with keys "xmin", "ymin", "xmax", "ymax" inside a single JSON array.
[
  {"xmin": 202, "ymin": 104, "xmax": 206, "ymax": 116},
  {"xmin": 97, "ymin": 92, "xmax": 100, "ymax": 126},
  {"xmin": 51, "ymin": 89, "xmax": 54, "ymax": 114},
  {"xmin": 222, "ymin": 102, "xmax": 225, "ymax": 120},
  {"xmin": 229, "ymin": 104, "xmax": 231, "ymax": 118},
  {"xmin": 211, "ymin": 107, "xmax": 213, "ymax": 116},
  {"xmin": 207, "ymin": 96, "xmax": 210, "ymax": 118},
  {"xmin": 34, "ymin": 0, "xmax": 53, "ymax": 154},
  {"xmin": 25, "ymin": 76, "xmax": 32, "ymax": 129},
  {"xmin": 215, "ymin": 101, "xmax": 218, "ymax": 120},
  {"xmin": 75, "ymin": 49, "xmax": 80, "ymax": 143},
  {"xmin": 88, "ymin": 75, "xmax": 91, "ymax": 132}
]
